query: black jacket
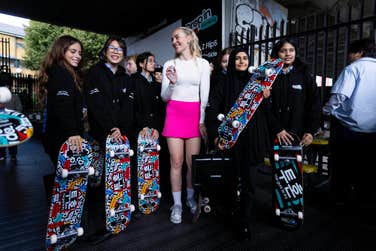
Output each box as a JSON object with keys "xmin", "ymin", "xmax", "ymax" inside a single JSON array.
[
  {"xmin": 268, "ymin": 58, "xmax": 321, "ymax": 138},
  {"xmin": 44, "ymin": 65, "xmax": 83, "ymax": 151},
  {"xmin": 132, "ymin": 72, "xmax": 165, "ymax": 133},
  {"xmin": 85, "ymin": 62, "xmax": 135, "ymax": 145}
]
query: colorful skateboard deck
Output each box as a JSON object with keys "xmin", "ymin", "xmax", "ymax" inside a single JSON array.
[
  {"xmin": 0, "ymin": 108, "xmax": 33, "ymax": 147},
  {"xmin": 46, "ymin": 139, "xmax": 94, "ymax": 251},
  {"xmin": 272, "ymin": 133, "xmax": 304, "ymax": 229},
  {"xmin": 137, "ymin": 129, "xmax": 161, "ymax": 214},
  {"xmin": 217, "ymin": 58, "xmax": 283, "ymax": 149},
  {"xmin": 105, "ymin": 135, "xmax": 134, "ymax": 234},
  {"xmin": 87, "ymin": 137, "xmax": 104, "ymax": 187}
]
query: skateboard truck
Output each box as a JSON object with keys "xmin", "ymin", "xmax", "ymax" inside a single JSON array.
[
  {"xmin": 109, "ymin": 204, "xmax": 135, "ymax": 217},
  {"xmin": 139, "ymin": 144, "xmax": 161, "ymax": 152},
  {"xmin": 61, "ymin": 167, "xmax": 95, "ymax": 178},
  {"xmin": 109, "ymin": 149, "xmax": 134, "ymax": 157},
  {"xmin": 48, "ymin": 227, "xmax": 84, "ymax": 245},
  {"xmin": 140, "ymin": 191, "xmax": 162, "ymax": 200}
]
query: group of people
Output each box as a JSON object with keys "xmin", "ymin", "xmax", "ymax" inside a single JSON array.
[{"xmin": 38, "ymin": 25, "xmax": 375, "ymax": 241}]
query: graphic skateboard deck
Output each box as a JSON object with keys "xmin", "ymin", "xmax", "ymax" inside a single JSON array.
[
  {"xmin": 217, "ymin": 58, "xmax": 283, "ymax": 149},
  {"xmin": 137, "ymin": 129, "xmax": 161, "ymax": 214},
  {"xmin": 0, "ymin": 108, "xmax": 33, "ymax": 147},
  {"xmin": 105, "ymin": 135, "xmax": 134, "ymax": 234},
  {"xmin": 46, "ymin": 139, "xmax": 94, "ymax": 250},
  {"xmin": 272, "ymin": 133, "xmax": 304, "ymax": 229}
]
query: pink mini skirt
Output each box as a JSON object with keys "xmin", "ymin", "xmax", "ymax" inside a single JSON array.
[{"xmin": 162, "ymin": 100, "xmax": 200, "ymax": 138}]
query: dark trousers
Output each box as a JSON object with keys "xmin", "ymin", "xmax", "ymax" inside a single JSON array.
[
  {"xmin": 330, "ymin": 116, "xmax": 376, "ymax": 203},
  {"xmin": 0, "ymin": 146, "xmax": 18, "ymax": 157}
]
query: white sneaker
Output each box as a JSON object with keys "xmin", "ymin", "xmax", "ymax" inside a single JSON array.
[
  {"xmin": 170, "ymin": 204, "xmax": 182, "ymax": 224},
  {"xmin": 186, "ymin": 197, "xmax": 197, "ymax": 214}
]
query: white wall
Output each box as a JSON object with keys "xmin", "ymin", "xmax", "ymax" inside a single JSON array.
[{"xmin": 126, "ymin": 20, "xmax": 181, "ymax": 66}]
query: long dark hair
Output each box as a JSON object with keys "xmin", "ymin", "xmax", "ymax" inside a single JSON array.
[
  {"xmin": 271, "ymin": 38, "xmax": 298, "ymax": 59},
  {"xmin": 38, "ymin": 35, "xmax": 84, "ymax": 92}
]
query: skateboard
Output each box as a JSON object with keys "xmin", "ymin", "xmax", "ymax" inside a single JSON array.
[
  {"xmin": 105, "ymin": 135, "xmax": 135, "ymax": 234},
  {"xmin": 272, "ymin": 133, "xmax": 304, "ymax": 229},
  {"xmin": 46, "ymin": 139, "xmax": 94, "ymax": 250},
  {"xmin": 86, "ymin": 136, "xmax": 104, "ymax": 187},
  {"xmin": 0, "ymin": 108, "xmax": 33, "ymax": 147},
  {"xmin": 217, "ymin": 58, "xmax": 283, "ymax": 149},
  {"xmin": 137, "ymin": 129, "xmax": 162, "ymax": 214}
]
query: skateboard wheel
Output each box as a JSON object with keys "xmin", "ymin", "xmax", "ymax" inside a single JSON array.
[
  {"xmin": 157, "ymin": 191, "xmax": 162, "ymax": 198},
  {"xmin": 296, "ymin": 154, "xmax": 302, "ymax": 162},
  {"xmin": 110, "ymin": 150, "xmax": 115, "ymax": 157},
  {"xmin": 203, "ymin": 197, "xmax": 210, "ymax": 204},
  {"xmin": 110, "ymin": 209, "xmax": 116, "ymax": 217},
  {"xmin": 61, "ymin": 169, "xmax": 69, "ymax": 178},
  {"xmin": 203, "ymin": 205, "xmax": 211, "ymax": 213},
  {"xmin": 130, "ymin": 204, "xmax": 135, "ymax": 212},
  {"xmin": 275, "ymin": 208, "xmax": 280, "ymax": 216},
  {"xmin": 232, "ymin": 120, "xmax": 240, "ymax": 128},
  {"xmin": 129, "ymin": 149, "xmax": 134, "ymax": 156},
  {"xmin": 50, "ymin": 234, "xmax": 58, "ymax": 244},
  {"xmin": 139, "ymin": 146, "xmax": 145, "ymax": 152},
  {"xmin": 217, "ymin": 113, "xmax": 225, "ymax": 121},
  {"xmin": 76, "ymin": 227, "xmax": 84, "ymax": 237},
  {"xmin": 298, "ymin": 211, "xmax": 304, "ymax": 219},
  {"xmin": 274, "ymin": 154, "xmax": 279, "ymax": 162},
  {"xmin": 248, "ymin": 66, "xmax": 257, "ymax": 73},
  {"xmin": 140, "ymin": 194, "xmax": 145, "ymax": 200},
  {"xmin": 265, "ymin": 68, "xmax": 273, "ymax": 77},
  {"xmin": 156, "ymin": 144, "xmax": 161, "ymax": 151},
  {"xmin": 88, "ymin": 167, "xmax": 95, "ymax": 176}
]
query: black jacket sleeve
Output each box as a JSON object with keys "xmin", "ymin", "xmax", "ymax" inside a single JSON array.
[
  {"xmin": 304, "ymin": 69, "xmax": 321, "ymax": 135},
  {"xmin": 48, "ymin": 67, "xmax": 80, "ymax": 139}
]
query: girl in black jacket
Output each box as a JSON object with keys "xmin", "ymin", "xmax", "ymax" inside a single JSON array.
[
  {"xmin": 85, "ymin": 36, "xmax": 135, "ymax": 147},
  {"xmin": 269, "ymin": 38, "xmax": 321, "ymax": 146},
  {"xmin": 39, "ymin": 35, "xmax": 85, "ymax": 167},
  {"xmin": 206, "ymin": 47, "xmax": 271, "ymax": 240}
]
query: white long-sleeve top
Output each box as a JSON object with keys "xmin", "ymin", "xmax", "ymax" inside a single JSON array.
[{"xmin": 161, "ymin": 57, "xmax": 211, "ymax": 124}]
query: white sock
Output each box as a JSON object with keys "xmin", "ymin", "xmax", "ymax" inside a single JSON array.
[
  {"xmin": 187, "ymin": 188, "xmax": 194, "ymax": 199},
  {"xmin": 172, "ymin": 191, "xmax": 182, "ymax": 206}
]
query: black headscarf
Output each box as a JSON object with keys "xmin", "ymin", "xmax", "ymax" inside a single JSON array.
[{"xmin": 226, "ymin": 47, "xmax": 251, "ymax": 102}]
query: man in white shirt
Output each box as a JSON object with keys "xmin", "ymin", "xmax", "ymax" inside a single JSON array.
[{"xmin": 324, "ymin": 38, "xmax": 376, "ymax": 208}]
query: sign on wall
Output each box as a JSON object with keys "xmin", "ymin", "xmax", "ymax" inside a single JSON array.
[{"xmin": 182, "ymin": 2, "xmax": 222, "ymax": 64}]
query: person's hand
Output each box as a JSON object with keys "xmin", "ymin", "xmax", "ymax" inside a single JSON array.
[
  {"xmin": 277, "ymin": 130, "xmax": 294, "ymax": 145},
  {"xmin": 300, "ymin": 133, "xmax": 313, "ymax": 146},
  {"xmin": 166, "ymin": 66, "xmax": 177, "ymax": 84},
  {"xmin": 262, "ymin": 87, "xmax": 271, "ymax": 98},
  {"xmin": 151, "ymin": 129, "xmax": 159, "ymax": 140},
  {"xmin": 199, "ymin": 123, "xmax": 207, "ymax": 138},
  {"xmin": 139, "ymin": 127, "xmax": 150, "ymax": 138},
  {"xmin": 110, "ymin": 127, "xmax": 122, "ymax": 143},
  {"xmin": 68, "ymin": 135, "xmax": 83, "ymax": 152}
]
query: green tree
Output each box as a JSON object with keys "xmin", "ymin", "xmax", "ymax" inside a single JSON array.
[{"xmin": 23, "ymin": 21, "xmax": 108, "ymax": 71}]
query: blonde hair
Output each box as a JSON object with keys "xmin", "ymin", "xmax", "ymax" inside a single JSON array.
[{"xmin": 174, "ymin": 27, "xmax": 202, "ymax": 58}]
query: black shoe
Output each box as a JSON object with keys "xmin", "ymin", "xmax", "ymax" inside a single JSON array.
[
  {"xmin": 132, "ymin": 210, "xmax": 142, "ymax": 220},
  {"xmin": 0, "ymin": 157, "xmax": 5, "ymax": 162},
  {"xmin": 10, "ymin": 156, "xmax": 17, "ymax": 162}
]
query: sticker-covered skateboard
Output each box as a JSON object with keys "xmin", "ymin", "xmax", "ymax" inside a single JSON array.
[
  {"xmin": 217, "ymin": 58, "xmax": 283, "ymax": 149},
  {"xmin": 137, "ymin": 129, "xmax": 162, "ymax": 214},
  {"xmin": 46, "ymin": 139, "xmax": 94, "ymax": 250},
  {"xmin": 105, "ymin": 135, "xmax": 135, "ymax": 234}
]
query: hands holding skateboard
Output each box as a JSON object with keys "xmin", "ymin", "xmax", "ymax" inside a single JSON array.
[
  {"xmin": 139, "ymin": 127, "xmax": 159, "ymax": 140},
  {"xmin": 110, "ymin": 127, "xmax": 123, "ymax": 143},
  {"xmin": 277, "ymin": 130, "xmax": 313, "ymax": 146}
]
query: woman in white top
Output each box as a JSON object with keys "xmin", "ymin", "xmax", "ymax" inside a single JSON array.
[{"xmin": 161, "ymin": 27, "xmax": 210, "ymax": 224}]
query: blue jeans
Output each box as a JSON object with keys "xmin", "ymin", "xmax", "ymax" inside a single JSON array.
[{"xmin": 0, "ymin": 146, "xmax": 17, "ymax": 157}]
